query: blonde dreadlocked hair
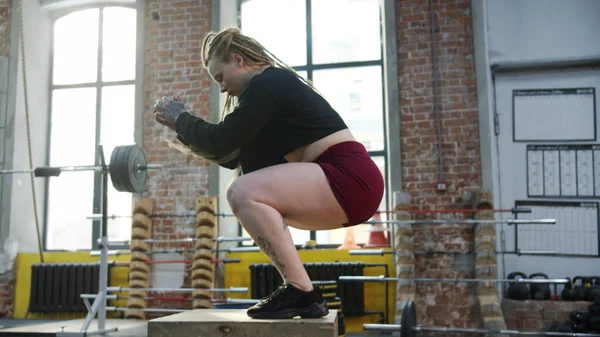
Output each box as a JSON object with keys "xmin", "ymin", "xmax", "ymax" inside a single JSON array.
[
  {"xmin": 167, "ymin": 27, "xmax": 320, "ymax": 169},
  {"xmin": 201, "ymin": 27, "xmax": 321, "ymax": 119}
]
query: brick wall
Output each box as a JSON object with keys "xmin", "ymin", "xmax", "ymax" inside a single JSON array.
[
  {"xmin": 0, "ymin": 0, "xmax": 9, "ymax": 57},
  {"xmin": 0, "ymin": 0, "xmax": 12, "ymax": 318},
  {"xmin": 502, "ymin": 299, "xmax": 592, "ymax": 332},
  {"xmin": 396, "ymin": 0, "xmax": 481, "ymax": 328},
  {"xmin": 0, "ymin": 261, "xmax": 15, "ymax": 318},
  {"xmin": 141, "ymin": 0, "xmax": 214, "ymax": 318}
]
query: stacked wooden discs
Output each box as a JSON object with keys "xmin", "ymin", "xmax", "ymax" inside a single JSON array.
[
  {"xmin": 125, "ymin": 197, "xmax": 153, "ymax": 320},
  {"xmin": 473, "ymin": 192, "xmax": 507, "ymax": 330},
  {"xmin": 191, "ymin": 196, "xmax": 218, "ymax": 309},
  {"xmin": 319, "ymin": 283, "xmax": 346, "ymax": 337},
  {"xmin": 392, "ymin": 191, "xmax": 417, "ymax": 324}
]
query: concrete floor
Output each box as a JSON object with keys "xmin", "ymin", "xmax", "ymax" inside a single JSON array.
[
  {"xmin": 0, "ymin": 318, "xmax": 390, "ymax": 336},
  {"xmin": 0, "ymin": 318, "xmax": 147, "ymax": 336}
]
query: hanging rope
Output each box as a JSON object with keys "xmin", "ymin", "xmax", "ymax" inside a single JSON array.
[{"xmin": 18, "ymin": 0, "xmax": 44, "ymax": 263}]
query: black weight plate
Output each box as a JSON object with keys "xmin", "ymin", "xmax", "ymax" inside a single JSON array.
[
  {"xmin": 109, "ymin": 144, "xmax": 148, "ymax": 193},
  {"xmin": 401, "ymin": 301, "xmax": 417, "ymax": 337},
  {"xmin": 128, "ymin": 145, "xmax": 148, "ymax": 193},
  {"xmin": 109, "ymin": 146, "xmax": 126, "ymax": 192}
]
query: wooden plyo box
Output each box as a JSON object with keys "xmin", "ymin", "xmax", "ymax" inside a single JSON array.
[{"xmin": 147, "ymin": 309, "xmax": 338, "ymax": 337}]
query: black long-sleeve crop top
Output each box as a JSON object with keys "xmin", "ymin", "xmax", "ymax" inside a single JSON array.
[{"xmin": 174, "ymin": 66, "xmax": 348, "ymax": 174}]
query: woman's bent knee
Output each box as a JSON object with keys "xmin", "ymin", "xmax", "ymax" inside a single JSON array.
[
  {"xmin": 226, "ymin": 180, "xmax": 242, "ymax": 215},
  {"xmin": 226, "ymin": 178, "xmax": 254, "ymax": 215}
]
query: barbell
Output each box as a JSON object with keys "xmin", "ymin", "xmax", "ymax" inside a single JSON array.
[
  {"xmin": 365, "ymin": 301, "xmax": 600, "ymax": 337},
  {"xmin": 365, "ymin": 219, "xmax": 556, "ymax": 225},
  {"xmin": 0, "ymin": 144, "xmax": 160, "ymax": 193},
  {"xmin": 339, "ymin": 275, "xmax": 570, "ymax": 285}
]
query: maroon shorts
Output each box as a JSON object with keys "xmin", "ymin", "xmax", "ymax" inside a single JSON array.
[{"xmin": 314, "ymin": 141, "xmax": 384, "ymax": 227}]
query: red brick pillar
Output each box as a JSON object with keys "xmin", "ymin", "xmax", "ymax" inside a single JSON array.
[
  {"xmin": 396, "ymin": 0, "xmax": 481, "ymax": 328},
  {"xmin": 141, "ymin": 0, "xmax": 214, "ymax": 319}
]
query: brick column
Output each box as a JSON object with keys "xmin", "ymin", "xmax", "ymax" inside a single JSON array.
[
  {"xmin": 396, "ymin": 0, "xmax": 481, "ymax": 328},
  {"xmin": 141, "ymin": 0, "xmax": 214, "ymax": 318}
]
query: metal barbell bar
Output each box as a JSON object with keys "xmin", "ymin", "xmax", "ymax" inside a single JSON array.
[
  {"xmin": 108, "ymin": 307, "xmax": 188, "ymax": 313},
  {"xmin": 365, "ymin": 218, "xmax": 556, "ymax": 225},
  {"xmin": 106, "ymin": 286, "xmax": 248, "ymax": 293},
  {"xmin": 378, "ymin": 207, "xmax": 532, "ymax": 214},
  {"xmin": 100, "ymin": 236, "xmax": 252, "ymax": 246},
  {"xmin": 110, "ymin": 258, "xmax": 241, "ymax": 265},
  {"xmin": 339, "ymin": 275, "xmax": 570, "ymax": 284},
  {"xmin": 363, "ymin": 301, "xmax": 600, "ymax": 337},
  {"xmin": 0, "ymin": 144, "xmax": 161, "ymax": 193},
  {"xmin": 0, "ymin": 163, "xmax": 160, "ymax": 177},
  {"xmin": 349, "ymin": 249, "xmax": 561, "ymax": 256},
  {"xmin": 90, "ymin": 246, "xmax": 260, "ymax": 257},
  {"xmin": 86, "ymin": 212, "xmax": 237, "ymax": 220},
  {"xmin": 81, "ymin": 294, "xmax": 259, "ymax": 304}
]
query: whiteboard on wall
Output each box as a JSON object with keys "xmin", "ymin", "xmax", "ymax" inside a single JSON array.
[
  {"xmin": 514, "ymin": 201, "xmax": 599, "ymax": 256},
  {"xmin": 513, "ymin": 88, "xmax": 596, "ymax": 142}
]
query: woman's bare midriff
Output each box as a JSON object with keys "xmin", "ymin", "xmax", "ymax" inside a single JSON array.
[{"xmin": 283, "ymin": 129, "xmax": 356, "ymax": 163}]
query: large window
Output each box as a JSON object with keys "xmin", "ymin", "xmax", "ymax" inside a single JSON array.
[
  {"xmin": 239, "ymin": 0, "xmax": 389, "ymax": 246},
  {"xmin": 45, "ymin": 6, "xmax": 138, "ymax": 251}
]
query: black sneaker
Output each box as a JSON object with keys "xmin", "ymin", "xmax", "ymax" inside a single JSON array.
[{"xmin": 247, "ymin": 284, "xmax": 329, "ymax": 319}]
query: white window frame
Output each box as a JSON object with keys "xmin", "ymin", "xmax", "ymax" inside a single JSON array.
[
  {"xmin": 43, "ymin": 0, "xmax": 145, "ymax": 251},
  {"xmin": 236, "ymin": 0, "xmax": 399, "ymax": 247}
]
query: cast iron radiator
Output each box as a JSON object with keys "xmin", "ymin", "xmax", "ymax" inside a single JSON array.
[
  {"xmin": 27, "ymin": 262, "xmax": 110, "ymax": 313},
  {"xmin": 249, "ymin": 262, "xmax": 365, "ymax": 316}
]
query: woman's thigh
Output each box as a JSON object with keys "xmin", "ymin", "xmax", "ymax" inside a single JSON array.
[{"xmin": 227, "ymin": 163, "xmax": 348, "ymax": 230}]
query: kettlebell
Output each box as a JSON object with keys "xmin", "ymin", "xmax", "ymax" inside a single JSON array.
[
  {"xmin": 548, "ymin": 321, "xmax": 574, "ymax": 333},
  {"xmin": 573, "ymin": 323, "xmax": 589, "ymax": 333},
  {"xmin": 562, "ymin": 277, "xmax": 577, "ymax": 301},
  {"xmin": 585, "ymin": 277, "xmax": 600, "ymax": 302},
  {"xmin": 589, "ymin": 316, "xmax": 600, "ymax": 331},
  {"xmin": 570, "ymin": 311, "xmax": 591, "ymax": 325},
  {"xmin": 572, "ymin": 276, "xmax": 588, "ymax": 301},
  {"xmin": 507, "ymin": 271, "xmax": 530, "ymax": 300},
  {"xmin": 529, "ymin": 273, "xmax": 551, "ymax": 300}
]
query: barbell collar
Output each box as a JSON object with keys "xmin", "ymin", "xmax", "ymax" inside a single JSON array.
[
  {"xmin": 137, "ymin": 164, "xmax": 163, "ymax": 170},
  {"xmin": 507, "ymin": 218, "xmax": 556, "ymax": 225},
  {"xmin": 363, "ymin": 324, "xmax": 600, "ymax": 337},
  {"xmin": 80, "ymin": 294, "xmax": 118, "ymax": 300},
  {"xmin": 511, "ymin": 207, "xmax": 532, "ymax": 214},
  {"xmin": 339, "ymin": 275, "xmax": 569, "ymax": 284},
  {"xmin": 349, "ymin": 249, "xmax": 386, "ymax": 256}
]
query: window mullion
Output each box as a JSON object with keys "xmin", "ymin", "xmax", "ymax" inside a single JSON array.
[
  {"xmin": 92, "ymin": 6, "xmax": 105, "ymax": 249},
  {"xmin": 306, "ymin": 0, "xmax": 316, "ymax": 241},
  {"xmin": 306, "ymin": 0, "xmax": 313, "ymax": 81}
]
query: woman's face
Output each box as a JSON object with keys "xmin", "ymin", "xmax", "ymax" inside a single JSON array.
[{"xmin": 207, "ymin": 54, "xmax": 249, "ymax": 97}]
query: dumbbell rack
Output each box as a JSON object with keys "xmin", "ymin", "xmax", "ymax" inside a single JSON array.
[{"xmin": 57, "ymin": 145, "xmax": 116, "ymax": 337}]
